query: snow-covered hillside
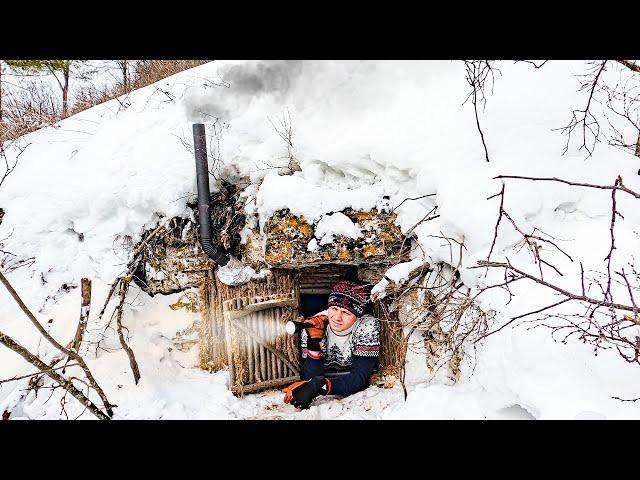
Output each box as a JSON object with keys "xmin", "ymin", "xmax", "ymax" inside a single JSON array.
[{"xmin": 1, "ymin": 60, "xmax": 639, "ymax": 419}]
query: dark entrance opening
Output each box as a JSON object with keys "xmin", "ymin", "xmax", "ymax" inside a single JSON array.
[
  {"xmin": 296, "ymin": 264, "xmax": 375, "ymax": 318},
  {"xmin": 299, "ymin": 293, "xmax": 329, "ymax": 317},
  {"xmin": 297, "ymin": 265, "xmax": 358, "ymax": 313}
]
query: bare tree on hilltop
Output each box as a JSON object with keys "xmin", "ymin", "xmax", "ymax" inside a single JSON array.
[{"xmin": 4, "ymin": 60, "xmax": 88, "ymax": 118}]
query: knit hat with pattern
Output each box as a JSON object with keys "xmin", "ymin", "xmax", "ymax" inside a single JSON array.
[{"xmin": 327, "ymin": 280, "xmax": 368, "ymax": 317}]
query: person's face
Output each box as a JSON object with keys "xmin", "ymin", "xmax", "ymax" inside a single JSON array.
[{"xmin": 327, "ymin": 306, "xmax": 358, "ymax": 332}]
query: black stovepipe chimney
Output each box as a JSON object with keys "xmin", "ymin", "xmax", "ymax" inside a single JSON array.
[{"xmin": 193, "ymin": 123, "xmax": 230, "ymax": 267}]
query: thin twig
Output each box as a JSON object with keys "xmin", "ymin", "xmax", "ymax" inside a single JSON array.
[
  {"xmin": 0, "ymin": 363, "xmax": 80, "ymax": 384},
  {"xmin": 494, "ymin": 175, "xmax": 640, "ymax": 200},
  {"xmin": 113, "ymin": 279, "xmax": 141, "ymax": 384},
  {"xmin": 476, "ymin": 261, "xmax": 640, "ymax": 316},
  {"xmin": 0, "ymin": 330, "xmax": 109, "ymax": 420}
]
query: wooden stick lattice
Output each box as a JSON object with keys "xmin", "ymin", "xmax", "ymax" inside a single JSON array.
[{"xmin": 222, "ymin": 292, "xmax": 299, "ymax": 394}]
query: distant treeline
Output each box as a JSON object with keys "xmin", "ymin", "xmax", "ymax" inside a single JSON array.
[{"xmin": 0, "ymin": 60, "xmax": 208, "ymax": 143}]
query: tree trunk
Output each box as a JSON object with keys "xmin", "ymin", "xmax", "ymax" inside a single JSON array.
[
  {"xmin": 116, "ymin": 60, "xmax": 129, "ymax": 93},
  {"xmin": 635, "ymin": 132, "xmax": 640, "ymax": 158},
  {"xmin": 123, "ymin": 61, "xmax": 129, "ymax": 93},
  {"xmin": 62, "ymin": 67, "xmax": 69, "ymax": 117}
]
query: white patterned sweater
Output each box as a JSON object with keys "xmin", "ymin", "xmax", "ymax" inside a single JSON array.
[{"xmin": 301, "ymin": 313, "xmax": 381, "ymax": 372}]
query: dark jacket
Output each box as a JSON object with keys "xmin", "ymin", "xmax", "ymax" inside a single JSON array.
[{"xmin": 300, "ymin": 314, "xmax": 381, "ymax": 396}]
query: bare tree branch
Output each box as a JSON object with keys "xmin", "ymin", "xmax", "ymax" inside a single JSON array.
[
  {"xmin": 0, "ymin": 363, "xmax": 79, "ymax": 384},
  {"xmin": 475, "ymin": 261, "xmax": 639, "ymax": 315},
  {"xmin": 464, "ymin": 60, "xmax": 497, "ymax": 162},
  {"xmin": 556, "ymin": 61, "xmax": 608, "ymax": 156},
  {"xmin": 494, "ymin": 175, "xmax": 640, "ymax": 199},
  {"xmin": 391, "ymin": 193, "xmax": 437, "ymax": 213},
  {"xmin": 616, "ymin": 60, "xmax": 640, "ymax": 74},
  {"xmin": 516, "ymin": 60, "xmax": 549, "ymax": 69},
  {"xmin": 0, "ymin": 329, "xmax": 109, "ymax": 419},
  {"xmin": 113, "ymin": 278, "xmax": 141, "ymax": 384},
  {"xmin": 475, "ymin": 174, "xmax": 640, "ymax": 370},
  {"xmin": 0, "ymin": 270, "xmax": 114, "ymax": 416}
]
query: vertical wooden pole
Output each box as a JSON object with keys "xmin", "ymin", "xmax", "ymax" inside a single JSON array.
[
  {"xmin": 269, "ymin": 308, "xmax": 277, "ymax": 379},
  {"xmin": 71, "ymin": 278, "xmax": 91, "ymax": 352},
  {"xmin": 246, "ymin": 298, "xmax": 255, "ymax": 384},
  {"xmin": 268, "ymin": 308, "xmax": 275, "ymax": 380},
  {"xmin": 241, "ymin": 296, "xmax": 250, "ymax": 385},
  {"xmin": 223, "ymin": 298, "xmax": 236, "ymax": 391},
  {"xmin": 256, "ymin": 296, "xmax": 268, "ymax": 381},
  {"xmin": 259, "ymin": 298, "xmax": 270, "ymax": 381},
  {"xmin": 253, "ymin": 297, "xmax": 263, "ymax": 383},
  {"xmin": 275, "ymin": 307, "xmax": 283, "ymax": 378},
  {"xmin": 199, "ymin": 270, "xmax": 214, "ymax": 370}
]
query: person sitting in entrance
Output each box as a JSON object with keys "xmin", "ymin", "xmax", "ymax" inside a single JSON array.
[{"xmin": 282, "ymin": 280, "xmax": 381, "ymax": 410}]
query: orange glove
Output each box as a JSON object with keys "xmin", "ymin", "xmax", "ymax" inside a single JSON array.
[
  {"xmin": 302, "ymin": 314, "xmax": 328, "ymax": 355},
  {"xmin": 282, "ymin": 380, "xmax": 309, "ymax": 404},
  {"xmin": 304, "ymin": 314, "xmax": 328, "ymax": 339}
]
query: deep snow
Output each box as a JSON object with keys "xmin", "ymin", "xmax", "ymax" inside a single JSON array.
[{"xmin": 1, "ymin": 60, "xmax": 639, "ymax": 419}]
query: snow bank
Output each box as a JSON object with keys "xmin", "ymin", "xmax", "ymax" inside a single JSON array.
[
  {"xmin": 314, "ymin": 212, "xmax": 362, "ymax": 245},
  {"xmin": 2, "ymin": 60, "xmax": 640, "ymax": 419}
]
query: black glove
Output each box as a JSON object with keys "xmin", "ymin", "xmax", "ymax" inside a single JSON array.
[
  {"xmin": 290, "ymin": 376, "xmax": 330, "ymax": 409},
  {"xmin": 306, "ymin": 336, "xmax": 323, "ymax": 352}
]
